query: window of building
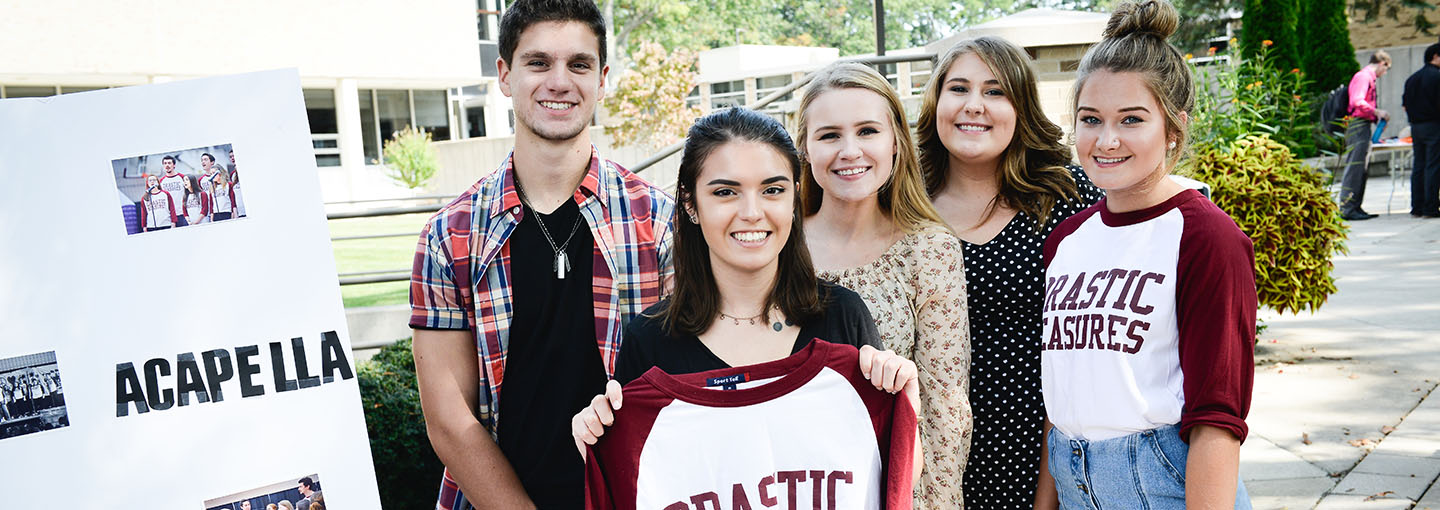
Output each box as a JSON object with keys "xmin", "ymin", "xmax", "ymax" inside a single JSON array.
[
  {"xmin": 414, "ymin": 90, "xmax": 451, "ymax": 141},
  {"xmin": 477, "ymin": 0, "xmax": 501, "ymax": 42},
  {"xmin": 304, "ymin": 89, "xmax": 341, "ymax": 167},
  {"xmin": 910, "ymin": 59, "xmax": 933, "ymax": 95},
  {"xmin": 358, "ymin": 88, "xmax": 454, "ymax": 165},
  {"xmin": 710, "ymin": 80, "xmax": 744, "ymax": 109},
  {"xmin": 2, "ymin": 86, "xmax": 57, "ymax": 98},
  {"xmin": 359, "ymin": 91, "xmax": 379, "ymax": 164},
  {"xmin": 877, "ymin": 63, "xmax": 899, "ymax": 89},
  {"xmin": 466, "ymin": 106, "xmax": 487, "ymax": 138},
  {"xmin": 61, "ymin": 86, "xmax": 107, "ymax": 95},
  {"xmin": 376, "ymin": 89, "xmax": 413, "ymax": 144},
  {"xmin": 755, "ymin": 75, "xmax": 792, "ymax": 110}
]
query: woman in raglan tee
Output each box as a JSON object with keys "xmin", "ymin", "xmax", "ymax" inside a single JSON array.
[
  {"xmin": 182, "ymin": 175, "xmax": 210, "ymax": 226},
  {"xmin": 210, "ymin": 171, "xmax": 238, "ymax": 222},
  {"xmin": 139, "ymin": 174, "xmax": 178, "ymax": 232},
  {"xmin": 570, "ymin": 107, "xmax": 923, "ymax": 510},
  {"xmin": 1035, "ymin": 2, "xmax": 1255, "ymax": 509}
]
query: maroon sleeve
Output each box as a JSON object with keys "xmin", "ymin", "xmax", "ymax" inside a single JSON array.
[
  {"xmin": 1175, "ymin": 199, "xmax": 1256, "ymax": 442},
  {"xmin": 585, "ymin": 377, "xmax": 671, "ymax": 510},
  {"xmin": 886, "ymin": 387, "xmax": 918, "ymax": 510},
  {"xmin": 828, "ymin": 344, "xmax": 916, "ymax": 508},
  {"xmin": 163, "ymin": 190, "xmax": 178, "ymax": 222},
  {"xmin": 1043, "ymin": 201, "xmax": 1103, "ymax": 268}
]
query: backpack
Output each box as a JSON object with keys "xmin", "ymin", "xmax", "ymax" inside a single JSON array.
[{"xmin": 1319, "ymin": 84, "xmax": 1349, "ymax": 135}]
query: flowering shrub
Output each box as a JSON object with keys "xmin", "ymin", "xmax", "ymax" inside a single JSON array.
[
  {"xmin": 603, "ymin": 41, "xmax": 703, "ymax": 149},
  {"xmin": 1190, "ymin": 42, "xmax": 1319, "ymax": 158}
]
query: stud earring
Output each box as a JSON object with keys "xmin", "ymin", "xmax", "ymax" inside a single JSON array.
[
  {"xmin": 1168, "ymin": 141, "xmax": 1177, "ymax": 150},
  {"xmin": 687, "ymin": 211, "xmax": 699, "ymax": 224}
]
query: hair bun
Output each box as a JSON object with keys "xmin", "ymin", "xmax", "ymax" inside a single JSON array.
[{"xmin": 1102, "ymin": 0, "xmax": 1179, "ymax": 40}]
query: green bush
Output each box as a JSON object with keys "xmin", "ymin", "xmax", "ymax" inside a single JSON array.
[
  {"xmin": 360, "ymin": 338, "xmax": 444, "ymax": 510},
  {"xmin": 381, "ymin": 127, "xmax": 439, "ymax": 190},
  {"xmin": 1241, "ymin": 0, "xmax": 1301, "ymax": 74},
  {"xmin": 1298, "ymin": 0, "xmax": 1359, "ymax": 96},
  {"xmin": 1191, "ymin": 43, "xmax": 1318, "ymax": 158},
  {"xmin": 1179, "ymin": 135, "xmax": 1347, "ymax": 314}
]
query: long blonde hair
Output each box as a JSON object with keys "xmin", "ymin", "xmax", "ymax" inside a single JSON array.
[
  {"xmin": 795, "ymin": 62, "xmax": 946, "ymax": 233},
  {"xmin": 915, "ymin": 36, "xmax": 1081, "ymax": 229}
]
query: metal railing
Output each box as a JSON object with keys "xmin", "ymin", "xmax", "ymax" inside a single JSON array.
[
  {"xmin": 632, "ymin": 52, "xmax": 937, "ymax": 175},
  {"xmin": 331, "ymin": 52, "xmax": 939, "ymax": 287},
  {"xmin": 329, "ymin": 196, "xmax": 447, "ymax": 285}
]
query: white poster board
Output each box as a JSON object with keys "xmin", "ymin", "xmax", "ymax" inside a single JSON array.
[{"xmin": 0, "ymin": 70, "xmax": 381, "ymax": 509}]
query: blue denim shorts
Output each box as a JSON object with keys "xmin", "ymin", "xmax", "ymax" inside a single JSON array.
[{"xmin": 1047, "ymin": 424, "xmax": 1251, "ymax": 510}]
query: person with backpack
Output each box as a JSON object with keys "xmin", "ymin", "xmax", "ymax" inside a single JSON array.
[
  {"xmin": 1339, "ymin": 51, "xmax": 1392, "ymax": 221},
  {"xmin": 1403, "ymin": 43, "xmax": 1440, "ymax": 218}
]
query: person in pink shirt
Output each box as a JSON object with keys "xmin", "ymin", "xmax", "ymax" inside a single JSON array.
[{"xmin": 1340, "ymin": 51, "xmax": 1392, "ymax": 221}]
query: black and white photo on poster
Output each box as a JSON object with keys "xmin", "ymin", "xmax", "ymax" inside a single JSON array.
[
  {"xmin": 0, "ymin": 351, "xmax": 69, "ymax": 440},
  {"xmin": 112, "ymin": 143, "xmax": 249, "ymax": 235},
  {"xmin": 205, "ymin": 474, "xmax": 326, "ymax": 510}
]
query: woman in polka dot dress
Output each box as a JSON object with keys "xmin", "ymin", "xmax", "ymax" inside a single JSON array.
[{"xmin": 915, "ymin": 36, "xmax": 1103, "ymax": 509}]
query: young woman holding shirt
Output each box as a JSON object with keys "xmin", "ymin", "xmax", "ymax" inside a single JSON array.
[{"xmin": 571, "ymin": 108, "xmax": 921, "ymax": 474}]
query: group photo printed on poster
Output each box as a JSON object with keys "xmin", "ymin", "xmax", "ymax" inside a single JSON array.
[
  {"xmin": 205, "ymin": 474, "xmax": 326, "ymax": 510},
  {"xmin": 0, "ymin": 351, "xmax": 69, "ymax": 441},
  {"xmin": 112, "ymin": 143, "xmax": 248, "ymax": 235}
]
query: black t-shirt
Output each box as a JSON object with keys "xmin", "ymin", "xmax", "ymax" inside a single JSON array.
[
  {"xmin": 495, "ymin": 198, "xmax": 602, "ymax": 509},
  {"xmin": 1405, "ymin": 64, "xmax": 1440, "ymax": 124},
  {"xmin": 613, "ymin": 282, "xmax": 882, "ymax": 386}
]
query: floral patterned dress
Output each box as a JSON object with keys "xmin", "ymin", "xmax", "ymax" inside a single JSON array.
[{"xmin": 818, "ymin": 224, "xmax": 973, "ymax": 508}]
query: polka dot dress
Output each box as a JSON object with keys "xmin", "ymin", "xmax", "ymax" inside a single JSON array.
[{"xmin": 961, "ymin": 165, "xmax": 1103, "ymax": 509}]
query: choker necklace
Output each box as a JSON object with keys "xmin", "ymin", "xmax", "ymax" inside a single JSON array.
[
  {"xmin": 515, "ymin": 180, "xmax": 583, "ymax": 279},
  {"xmin": 719, "ymin": 308, "xmax": 795, "ymax": 331}
]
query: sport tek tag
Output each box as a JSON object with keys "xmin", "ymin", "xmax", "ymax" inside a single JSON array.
[{"xmin": 705, "ymin": 372, "xmax": 749, "ymax": 391}]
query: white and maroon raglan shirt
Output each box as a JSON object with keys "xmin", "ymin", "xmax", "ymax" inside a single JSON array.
[
  {"xmin": 1040, "ymin": 189, "xmax": 1256, "ymax": 443},
  {"xmin": 585, "ymin": 340, "xmax": 917, "ymax": 510},
  {"xmin": 140, "ymin": 188, "xmax": 178, "ymax": 230},
  {"xmin": 157, "ymin": 172, "xmax": 188, "ymax": 218}
]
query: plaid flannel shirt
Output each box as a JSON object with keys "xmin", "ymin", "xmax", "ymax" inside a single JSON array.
[{"xmin": 409, "ymin": 148, "xmax": 674, "ymax": 510}]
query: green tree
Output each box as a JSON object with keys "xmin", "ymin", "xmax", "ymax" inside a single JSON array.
[
  {"xmin": 1170, "ymin": 0, "xmax": 1238, "ymax": 54},
  {"xmin": 380, "ymin": 127, "xmax": 438, "ymax": 190},
  {"xmin": 1298, "ymin": 0, "xmax": 1358, "ymax": 95},
  {"xmin": 1241, "ymin": 0, "xmax": 1300, "ymax": 74},
  {"xmin": 605, "ymin": 0, "xmax": 979, "ymax": 61},
  {"xmin": 603, "ymin": 41, "xmax": 703, "ymax": 149}
]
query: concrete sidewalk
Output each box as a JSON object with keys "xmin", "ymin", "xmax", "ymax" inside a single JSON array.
[{"xmin": 1240, "ymin": 175, "xmax": 1440, "ymax": 509}]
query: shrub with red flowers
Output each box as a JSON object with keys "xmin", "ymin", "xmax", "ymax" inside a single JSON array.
[{"xmin": 1191, "ymin": 43, "xmax": 1318, "ymax": 158}]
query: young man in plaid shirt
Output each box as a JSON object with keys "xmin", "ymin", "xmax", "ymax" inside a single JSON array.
[{"xmin": 408, "ymin": 1, "xmax": 674, "ymax": 508}]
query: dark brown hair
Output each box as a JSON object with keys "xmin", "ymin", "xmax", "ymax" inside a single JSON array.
[
  {"xmin": 915, "ymin": 36, "xmax": 1081, "ymax": 229},
  {"xmin": 661, "ymin": 108, "xmax": 823, "ymax": 337},
  {"xmin": 499, "ymin": 0, "xmax": 608, "ymax": 69},
  {"xmin": 1073, "ymin": 0, "xmax": 1193, "ymax": 169}
]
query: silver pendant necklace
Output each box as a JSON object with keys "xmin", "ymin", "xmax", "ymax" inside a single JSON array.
[{"xmin": 515, "ymin": 181, "xmax": 583, "ymax": 279}]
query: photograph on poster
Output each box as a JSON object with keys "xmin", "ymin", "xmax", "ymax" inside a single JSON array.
[
  {"xmin": 205, "ymin": 474, "xmax": 325, "ymax": 510},
  {"xmin": 111, "ymin": 143, "xmax": 248, "ymax": 235},
  {"xmin": 0, "ymin": 351, "xmax": 69, "ymax": 441}
]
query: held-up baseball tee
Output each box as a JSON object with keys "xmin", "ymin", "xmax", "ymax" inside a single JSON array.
[
  {"xmin": 585, "ymin": 340, "xmax": 917, "ymax": 510},
  {"xmin": 1040, "ymin": 189, "xmax": 1255, "ymax": 443}
]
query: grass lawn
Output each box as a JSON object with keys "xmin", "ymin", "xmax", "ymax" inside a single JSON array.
[{"xmin": 330, "ymin": 212, "xmax": 433, "ymax": 308}]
